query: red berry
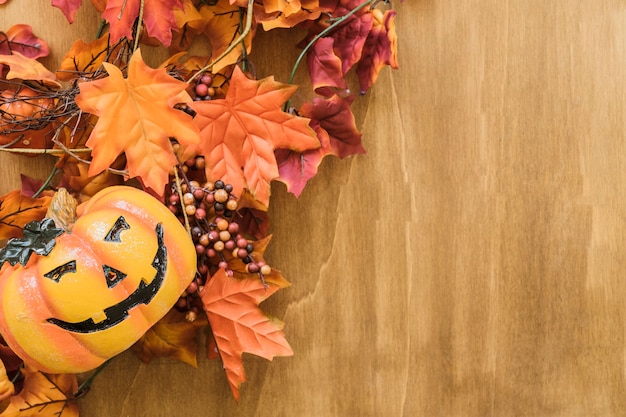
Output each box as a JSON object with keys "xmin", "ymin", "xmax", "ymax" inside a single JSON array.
[
  {"xmin": 193, "ymin": 188, "xmax": 205, "ymax": 200},
  {"xmin": 201, "ymin": 74, "xmax": 213, "ymax": 85},
  {"xmin": 228, "ymin": 222, "xmax": 239, "ymax": 234},
  {"xmin": 195, "ymin": 83, "xmax": 209, "ymax": 97},
  {"xmin": 187, "ymin": 281, "xmax": 198, "ymax": 293}
]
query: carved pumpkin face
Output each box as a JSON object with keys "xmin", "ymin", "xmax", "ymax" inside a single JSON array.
[{"xmin": 0, "ymin": 186, "xmax": 196, "ymax": 374}]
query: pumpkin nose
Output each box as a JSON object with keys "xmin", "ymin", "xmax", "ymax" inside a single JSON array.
[{"xmin": 102, "ymin": 265, "xmax": 127, "ymax": 288}]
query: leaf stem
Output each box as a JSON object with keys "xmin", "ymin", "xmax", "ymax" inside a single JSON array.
[
  {"xmin": 0, "ymin": 147, "xmax": 92, "ymax": 155},
  {"xmin": 73, "ymin": 359, "xmax": 112, "ymax": 398},
  {"xmin": 133, "ymin": 0, "xmax": 146, "ymax": 52},
  {"xmin": 174, "ymin": 166, "xmax": 191, "ymax": 234},
  {"xmin": 239, "ymin": 7, "xmax": 249, "ymax": 73},
  {"xmin": 283, "ymin": 0, "xmax": 376, "ymax": 111},
  {"xmin": 33, "ymin": 166, "xmax": 58, "ymax": 198},
  {"xmin": 95, "ymin": 19, "xmax": 108, "ymax": 39},
  {"xmin": 187, "ymin": 0, "xmax": 254, "ymax": 83}
]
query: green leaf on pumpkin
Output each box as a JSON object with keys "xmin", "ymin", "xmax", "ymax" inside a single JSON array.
[{"xmin": 0, "ymin": 218, "xmax": 64, "ymax": 267}]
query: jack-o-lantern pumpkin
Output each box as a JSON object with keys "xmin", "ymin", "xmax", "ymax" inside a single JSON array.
[{"xmin": 0, "ymin": 186, "xmax": 196, "ymax": 374}]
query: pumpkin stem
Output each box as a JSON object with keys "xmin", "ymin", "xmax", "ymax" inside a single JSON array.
[{"xmin": 46, "ymin": 188, "xmax": 77, "ymax": 232}]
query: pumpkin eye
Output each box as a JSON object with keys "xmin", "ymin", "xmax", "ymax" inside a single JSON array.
[
  {"xmin": 102, "ymin": 265, "xmax": 127, "ymax": 288},
  {"xmin": 44, "ymin": 260, "xmax": 77, "ymax": 283},
  {"xmin": 104, "ymin": 216, "xmax": 130, "ymax": 242}
]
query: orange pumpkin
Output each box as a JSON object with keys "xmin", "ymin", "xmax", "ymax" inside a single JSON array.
[
  {"xmin": 0, "ymin": 186, "xmax": 196, "ymax": 374},
  {"xmin": 0, "ymin": 85, "xmax": 56, "ymax": 149}
]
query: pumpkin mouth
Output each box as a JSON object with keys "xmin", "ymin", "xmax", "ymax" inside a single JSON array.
[{"xmin": 46, "ymin": 223, "xmax": 168, "ymax": 333}]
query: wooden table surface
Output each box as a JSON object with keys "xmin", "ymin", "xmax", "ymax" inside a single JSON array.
[{"xmin": 3, "ymin": 1, "xmax": 626, "ymax": 416}]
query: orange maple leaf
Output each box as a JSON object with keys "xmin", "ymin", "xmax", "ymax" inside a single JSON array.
[
  {"xmin": 200, "ymin": 269, "xmax": 293, "ymax": 401},
  {"xmin": 196, "ymin": 0, "xmax": 255, "ymax": 72},
  {"xmin": 0, "ymin": 52, "xmax": 59, "ymax": 87},
  {"xmin": 1, "ymin": 366, "xmax": 78, "ymax": 417},
  {"xmin": 74, "ymin": 49, "xmax": 201, "ymax": 195},
  {"xmin": 0, "ymin": 190, "xmax": 52, "ymax": 243},
  {"xmin": 190, "ymin": 66, "xmax": 319, "ymax": 205},
  {"xmin": 255, "ymin": 0, "xmax": 324, "ymax": 30},
  {"xmin": 56, "ymin": 34, "xmax": 124, "ymax": 81},
  {"xmin": 133, "ymin": 309, "xmax": 207, "ymax": 367}
]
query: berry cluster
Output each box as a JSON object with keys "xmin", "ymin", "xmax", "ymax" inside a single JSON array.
[
  {"xmin": 192, "ymin": 73, "xmax": 224, "ymax": 101},
  {"xmin": 166, "ymin": 158, "xmax": 271, "ymax": 320}
]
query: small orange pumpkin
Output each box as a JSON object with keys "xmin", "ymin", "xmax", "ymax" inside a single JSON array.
[
  {"xmin": 0, "ymin": 85, "xmax": 56, "ymax": 150},
  {"xmin": 0, "ymin": 186, "xmax": 196, "ymax": 373}
]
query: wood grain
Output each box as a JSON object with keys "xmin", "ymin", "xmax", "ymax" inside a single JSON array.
[{"xmin": 3, "ymin": 1, "xmax": 626, "ymax": 416}]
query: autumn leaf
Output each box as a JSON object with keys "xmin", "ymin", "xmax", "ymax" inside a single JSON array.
[
  {"xmin": 356, "ymin": 8, "xmax": 398, "ymax": 93},
  {"xmin": 303, "ymin": 1, "xmax": 373, "ymax": 77},
  {"xmin": 190, "ymin": 66, "xmax": 319, "ymax": 205},
  {"xmin": 0, "ymin": 190, "xmax": 52, "ymax": 243},
  {"xmin": 299, "ymin": 94, "xmax": 364, "ymax": 158},
  {"xmin": 0, "ymin": 52, "xmax": 59, "ymax": 87},
  {"xmin": 51, "ymin": 0, "xmax": 84, "ymax": 23},
  {"xmin": 56, "ymin": 34, "xmax": 124, "ymax": 81},
  {"xmin": 102, "ymin": 0, "xmax": 184, "ymax": 47},
  {"xmin": 200, "ymin": 269, "xmax": 293, "ymax": 401},
  {"xmin": 74, "ymin": 48, "xmax": 201, "ymax": 196},
  {"xmin": 168, "ymin": 0, "xmax": 204, "ymax": 52},
  {"xmin": 302, "ymin": 0, "xmax": 398, "ymax": 94},
  {"xmin": 307, "ymin": 37, "xmax": 347, "ymax": 97},
  {"xmin": 256, "ymin": 0, "xmax": 326, "ymax": 30},
  {"xmin": 230, "ymin": 189, "xmax": 270, "ymax": 240},
  {"xmin": 221, "ymin": 234, "xmax": 291, "ymax": 287},
  {"xmin": 133, "ymin": 309, "xmax": 207, "ymax": 367},
  {"xmin": 197, "ymin": 0, "xmax": 255, "ymax": 72},
  {"xmin": 0, "ymin": 25, "xmax": 49, "ymax": 58},
  {"xmin": 0, "ymin": 359, "xmax": 14, "ymax": 403},
  {"xmin": 0, "ymin": 342, "xmax": 22, "ymax": 377},
  {"xmin": 1, "ymin": 366, "xmax": 78, "ymax": 417},
  {"xmin": 275, "ymin": 118, "xmax": 333, "ymax": 197}
]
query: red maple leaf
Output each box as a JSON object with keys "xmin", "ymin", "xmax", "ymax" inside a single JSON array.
[
  {"xmin": 300, "ymin": 94, "xmax": 364, "ymax": 158},
  {"xmin": 51, "ymin": 0, "xmax": 84, "ymax": 23},
  {"xmin": 307, "ymin": 37, "xmax": 347, "ymax": 97},
  {"xmin": 356, "ymin": 8, "xmax": 398, "ymax": 93},
  {"xmin": 190, "ymin": 66, "xmax": 319, "ymax": 205},
  {"xmin": 102, "ymin": 0, "xmax": 184, "ymax": 46},
  {"xmin": 0, "ymin": 24, "xmax": 49, "ymax": 58},
  {"xmin": 275, "ymin": 119, "xmax": 333, "ymax": 197},
  {"xmin": 200, "ymin": 269, "xmax": 293, "ymax": 401}
]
